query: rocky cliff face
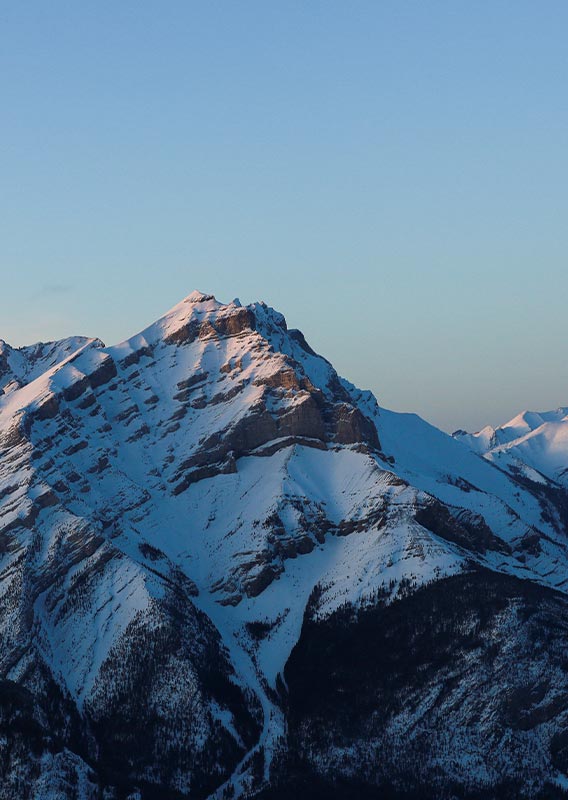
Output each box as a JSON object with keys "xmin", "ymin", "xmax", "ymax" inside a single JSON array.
[{"xmin": 1, "ymin": 292, "xmax": 568, "ymax": 798}]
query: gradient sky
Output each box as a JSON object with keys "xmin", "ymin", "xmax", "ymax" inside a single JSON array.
[{"xmin": 1, "ymin": 2, "xmax": 567, "ymax": 433}]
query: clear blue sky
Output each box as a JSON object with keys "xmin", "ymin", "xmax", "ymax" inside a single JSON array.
[{"xmin": 1, "ymin": 2, "xmax": 567, "ymax": 432}]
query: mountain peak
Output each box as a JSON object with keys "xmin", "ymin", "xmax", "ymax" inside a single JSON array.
[
  {"xmin": 182, "ymin": 289, "xmax": 216, "ymax": 304},
  {"xmin": 4, "ymin": 294, "xmax": 568, "ymax": 798}
]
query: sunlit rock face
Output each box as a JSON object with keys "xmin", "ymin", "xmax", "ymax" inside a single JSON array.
[{"xmin": 2, "ymin": 291, "xmax": 568, "ymax": 798}]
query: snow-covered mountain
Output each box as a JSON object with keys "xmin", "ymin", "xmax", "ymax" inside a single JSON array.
[
  {"xmin": 454, "ymin": 408, "xmax": 568, "ymax": 487},
  {"xmin": 2, "ymin": 291, "xmax": 568, "ymax": 799}
]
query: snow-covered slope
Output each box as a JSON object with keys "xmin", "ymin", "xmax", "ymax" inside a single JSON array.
[
  {"xmin": 455, "ymin": 408, "xmax": 568, "ymax": 487},
  {"xmin": 0, "ymin": 336, "xmax": 101, "ymax": 395},
  {"xmin": 1, "ymin": 291, "xmax": 568, "ymax": 799}
]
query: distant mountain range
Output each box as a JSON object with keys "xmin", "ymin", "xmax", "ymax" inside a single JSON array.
[
  {"xmin": 1, "ymin": 291, "xmax": 568, "ymax": 799},
  {"xmin": 454, "ymin": 408, "xmax": 568, "ymax": 487}
]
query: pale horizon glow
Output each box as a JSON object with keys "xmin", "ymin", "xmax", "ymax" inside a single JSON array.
[{"xmin": 1, "ymin": 2, "xmax": 567, "ymax": 433}]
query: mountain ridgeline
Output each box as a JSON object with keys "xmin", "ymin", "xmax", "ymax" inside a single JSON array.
[{"xmin": 1, "ymin": 291, "xmax": 568, "ymax": 799}]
